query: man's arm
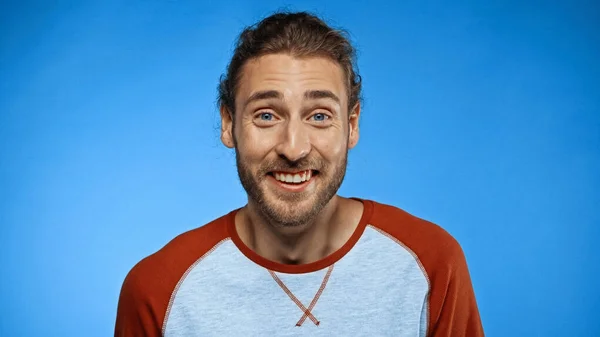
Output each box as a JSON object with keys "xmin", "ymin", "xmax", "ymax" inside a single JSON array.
[
  {"xmin": 114, "ymin": 265, "xmax": 164, "ymax": 337},
  {"xmin": 428, "ymin": 244, "xmax": 484, "ymax": 336}
]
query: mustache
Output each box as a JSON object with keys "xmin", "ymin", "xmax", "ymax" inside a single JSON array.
[{"xmin": 258, "ymin": 157, "xmax": 324, "ymax": 175}]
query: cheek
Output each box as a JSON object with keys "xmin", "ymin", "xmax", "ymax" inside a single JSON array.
[
  {"xmin": 312, "ymin": 133, "xmax": 347, "ymax": 160},
  {"xmin": 236, "ymin": 129, "xmax": 275, "ymax": 161}
]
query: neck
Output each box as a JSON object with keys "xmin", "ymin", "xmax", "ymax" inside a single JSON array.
[{"xmin": 235, "ymin": 196, "xmax": 362, "ymax": 265}]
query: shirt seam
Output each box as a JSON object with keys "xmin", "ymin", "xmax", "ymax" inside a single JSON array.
[
  {"xmin": 367, "ymin": 224, "xmax": 431, "ymax": 336},
  {"xmin": 161, "ymin": 238, "xmax": 230, "ymax": 336}
]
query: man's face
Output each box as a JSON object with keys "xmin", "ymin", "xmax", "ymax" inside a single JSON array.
[{"xmin": 221, "ymin": 53, "xmax": 360, "ymax": 227}]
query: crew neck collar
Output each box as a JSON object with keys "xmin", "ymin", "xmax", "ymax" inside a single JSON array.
[{"xmin": 226, "ymin": 198, "xmax": 374, "ymax": 274}]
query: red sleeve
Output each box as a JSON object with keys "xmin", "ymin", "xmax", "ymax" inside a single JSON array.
[
  {"xmin": 114, "ymin": 261, "xmax": 164, "ymax": 337},
  {"xmin": 428, "ymin": 242, "xmax": 484, "ymax": 337}
]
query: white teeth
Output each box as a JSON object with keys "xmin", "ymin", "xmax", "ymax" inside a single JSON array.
[{"xmin": 274, "ymin": 170, "xmax": 312, "ymax": 184}]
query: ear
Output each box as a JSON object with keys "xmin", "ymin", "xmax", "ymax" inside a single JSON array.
[
  {"xmin": 220, "ymin": 105, "xmax": 235, "ymax": 149},
  {"xmin": 348, "ymin": 103, "xmax": 360, "ymax": 149}
]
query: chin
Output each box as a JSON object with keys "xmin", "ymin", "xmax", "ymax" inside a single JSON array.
[{"xmin": 261, "ymin": 195, "xmax": 321, "ymax": 227}]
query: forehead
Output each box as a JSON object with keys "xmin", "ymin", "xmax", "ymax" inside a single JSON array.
[{"xmin": 236, "ymin": 54, "xmax": 347, "ymax": 107}]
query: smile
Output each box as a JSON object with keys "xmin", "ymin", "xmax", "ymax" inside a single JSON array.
[
  {"xmin": 273, "ymin": 170, "xmax": 313, "ymax": 183},
  {"xmin": 267, "ymin": 170, "xmax": 319, "ymax": 192}
]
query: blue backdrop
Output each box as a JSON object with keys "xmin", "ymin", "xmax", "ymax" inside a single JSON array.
[{"xmin": 1, "ymin": 1, "xmax": 598, "ymax": 336}]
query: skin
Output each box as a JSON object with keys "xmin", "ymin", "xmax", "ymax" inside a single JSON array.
[{"xmin": 220, "ymin": 53, "xmax": 364, "ymax": 265}]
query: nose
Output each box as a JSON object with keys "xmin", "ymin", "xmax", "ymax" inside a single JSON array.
[{"xmin": 275, "ymin": 118, "xmax": 311, "ymax": 162}]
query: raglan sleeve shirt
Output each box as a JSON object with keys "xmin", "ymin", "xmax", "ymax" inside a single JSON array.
[{"xmin": 114, "ymin": 201, "xmax": 484, "ymax": 336}]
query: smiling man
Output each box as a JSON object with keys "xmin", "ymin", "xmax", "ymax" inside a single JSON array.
[{"xmin": 115, "ymin": 11, "xmax": 484, "ymax": 337}]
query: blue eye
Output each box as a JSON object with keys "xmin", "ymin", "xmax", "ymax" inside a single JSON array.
[
  {"xmin": 312, "ymin": 113, "xmax": 328, "ymax": 122},
  {"xmin": 259, "ymin": 112, "xmax": 273, "ymax": 121}
]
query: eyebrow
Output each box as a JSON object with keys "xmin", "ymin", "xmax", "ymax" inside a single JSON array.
[
  {"xmin": 304, "ymin": 90, "xmax": 340, "ymax": 104},
  {"xmin": 245, "ymin": 90, "xmax": 282, "ymax": 106},
  {"xmin": 244, "ymin": 89, "xmax": 341, "ymax": 109}
]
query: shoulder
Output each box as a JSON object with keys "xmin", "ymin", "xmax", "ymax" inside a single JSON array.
[
  {"xmin": 115, "ymin": 211, "xmax": 234, "ymax": 331},
  {"xmin": 361, "ymin": 200, "xmax": 484, "ymax": 335},
  {"xmin": 122, "ymin": 211, "xmax": 233, "ymax": 294},
  {"xmin": 364, "ymin": 199, "xmax": 466, "ymax": 279}
]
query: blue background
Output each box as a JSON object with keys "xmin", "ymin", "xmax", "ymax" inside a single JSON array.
[{"xmin": 1, "ymin": 1, "xmax": 598, "ymax": 336}]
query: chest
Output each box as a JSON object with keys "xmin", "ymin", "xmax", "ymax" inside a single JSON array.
[{"xmin": 164, "ymin": 263, "xmax": 429, "ymax": 337}]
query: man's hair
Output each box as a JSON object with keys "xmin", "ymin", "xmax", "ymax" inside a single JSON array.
[{"xmin": 218, "ymin": 11, "xmax": 362, "ymax": 115}]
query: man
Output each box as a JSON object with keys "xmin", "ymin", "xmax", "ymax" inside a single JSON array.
[{"xmin": 115, "ymin": 11, "xmax": 484, "ymax": 337}]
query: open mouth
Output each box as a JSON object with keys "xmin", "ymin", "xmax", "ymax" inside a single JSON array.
[{"xmin": 266, "ymin": 169, "xmax": 319, "ymax": 188}]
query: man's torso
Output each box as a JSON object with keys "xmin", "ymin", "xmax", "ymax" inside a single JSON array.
[{"xmin": 115, "ymin": 199, "xmax": 483, "ymax": 337}]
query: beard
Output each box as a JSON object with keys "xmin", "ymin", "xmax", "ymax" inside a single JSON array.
[{"xmin": 235, "ymin": 148, "xmax": 348, "ymax": 228}]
